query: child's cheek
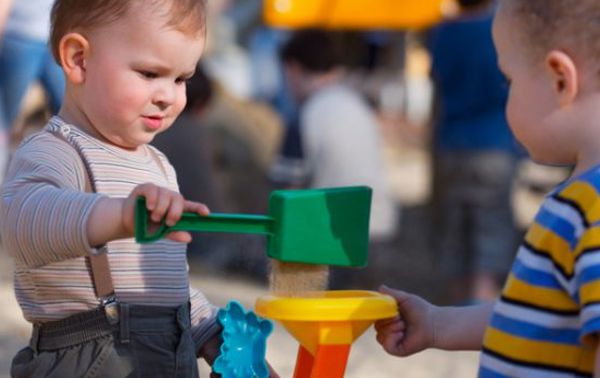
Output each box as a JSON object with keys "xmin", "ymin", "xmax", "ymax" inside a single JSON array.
[
  {"xmin": 113, "ymin": 84, "xmax": 147, "ymax": 117},
  {"xmin": 175, "ymin": 87, "xmax": 187, "ymax": 114}
]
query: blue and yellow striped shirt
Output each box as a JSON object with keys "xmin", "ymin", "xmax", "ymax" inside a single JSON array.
[{"xmin": 480, "ymin": 168, "xmax": 600, "ymax": 377}]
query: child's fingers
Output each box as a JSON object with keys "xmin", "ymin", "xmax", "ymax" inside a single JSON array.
[
  {"xmin": 163, "ymin": 201, "xmax": 207, "ymax": 244},
  {"xmin": 133, "ymin": 183, "xmax": 159, "ymax": 210},
  {"xmin": 375, "ymin": 322, "xmax": 406, "ymax": 344},
  {"xmin": 184, "ymin": 200, "xmax": 210, "ymax": 216},
  {"xmin": 165, "ymin": 194, "xmax": 186, "ymax": 226},
  {"xmin": 374, "ymin": 316, "xmax": 400, "ymax": 331},
  {"xmin": 375, "ymin": 318, "xmax": 405, "ymax": 334},
  {"xmin": 376, "ymin": 329, "xmax": 402, "ymax": 346},
  {"xmin": 379, "ymin": 285, "xmax": 412, "ymax": 304},
  {"xmin": 130, "ymin": 184, "xmax": 208, "ymax": 231},
  {"xmin": 165, "ymin": 230, "xmax": 192, "ymax": 243},
  {"xmin": 151, "ymin": 187, "xmax": 174, "ymax": 222},
  {"xmin": 376, "ymin": 330, "xmax": 405, "ymax": 356}
]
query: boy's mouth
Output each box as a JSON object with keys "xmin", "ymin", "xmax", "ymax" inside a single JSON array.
[{"xmin": 142, "ymin": 115, "xmax": 164, "ymax": 130}]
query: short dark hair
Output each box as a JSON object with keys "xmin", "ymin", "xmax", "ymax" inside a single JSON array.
[
  {"xmin": 280, "ymin": 29, "xmax": 340, "ymax": 73},
  {"xmin": 50, "ymin": 0, "xmax": 206, "ymax": 63},
  {"xmin": 505, "ymin": 0, "xmax": 600, "ymax": 62}
]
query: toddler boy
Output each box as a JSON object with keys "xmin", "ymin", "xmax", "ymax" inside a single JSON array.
[
  {"xmin": 1, "ymin": 1, "xmax": 228, "ymax": 376},
  {"xmin": 376, "ymin": 0, "xmax": 600, "ymax": 376}
]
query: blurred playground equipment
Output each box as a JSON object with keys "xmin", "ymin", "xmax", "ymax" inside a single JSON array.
[{"xmin": 263, "ymin": 0, "xmax": 455, "ymax": 29}]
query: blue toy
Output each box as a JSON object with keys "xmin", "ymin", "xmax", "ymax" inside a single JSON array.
[{"xmin": 213, "ymin": 301, "xmax": 273, "ymax": 378}]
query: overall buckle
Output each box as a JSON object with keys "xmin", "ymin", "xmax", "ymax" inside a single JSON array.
[{"xmin": 101, "ymin": 296, "xmax": 120, "ymax": 325}]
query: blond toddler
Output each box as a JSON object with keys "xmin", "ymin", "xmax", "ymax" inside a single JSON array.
[{"xmin": 0, "ymin": 1, "xmax": 259, "ymax": 377}]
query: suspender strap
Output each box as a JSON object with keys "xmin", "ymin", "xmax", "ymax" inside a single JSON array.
[
  {"xmin": 47, "ymin": 125, "xmax": 116, "ymax": 301},
  {"xmin": 89, "ymin": 248, "xmax": 115, "ymax": 299}
]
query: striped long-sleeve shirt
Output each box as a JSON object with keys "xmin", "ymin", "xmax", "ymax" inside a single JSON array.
[
  {"xmin": 0, "ymin": 117, "xmax": 219, "ymax": 348},
  {"xmin": 479, "ymin": 166, "xmax": 600, "ymax": 377}
]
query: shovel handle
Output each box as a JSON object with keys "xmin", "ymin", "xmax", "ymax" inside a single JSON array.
[{"xmin": 135, "ymin": 197, "xmax": 274, "ymax": 243}]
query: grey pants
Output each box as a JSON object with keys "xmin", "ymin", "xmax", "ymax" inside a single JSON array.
[
  {"xmin": 432, "ymin": 151, "xmax": 517, "ymax": 278},
  {"xmin": 11, "ymin": 303, "xmax": 199, "ymax": 378}
]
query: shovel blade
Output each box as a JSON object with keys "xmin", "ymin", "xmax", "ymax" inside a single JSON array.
[{"xmin": 267, "ymin": 186, "xmax": 371, "ymax": 267}]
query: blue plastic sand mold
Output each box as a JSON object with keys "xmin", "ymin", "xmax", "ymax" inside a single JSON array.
[{"xmin": 213, "ymin": 301, "xmax": 273, "ymax": 378}]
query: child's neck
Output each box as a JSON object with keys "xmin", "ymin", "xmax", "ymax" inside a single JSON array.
[
  {"xmin": 58, "ymin": 98, "xmax": 101, "ymax": 139},
  {"xmin": 569, "ymin": 92, "xmax": 600, "ymax": 178},
  {"xmin": 57, "ymin": 102, "xmax": 145, "ymax": 155}
]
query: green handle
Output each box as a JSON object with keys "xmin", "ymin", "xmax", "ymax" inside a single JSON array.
[{"xmin": 135, "ymin": 197, "xmax": 274, "ymax": 243}]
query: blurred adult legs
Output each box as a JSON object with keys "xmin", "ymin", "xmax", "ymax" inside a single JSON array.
[
  {"xmin": 0, "ymin": 32, "xmax": 65, "ymax": 184},
  {"xmin": 0, "ymin": 32, "xmax": 64, "ymax": 129},
  {"xmin": 434, "ymin": 151, "xmax": 517, "ymax": 304}
]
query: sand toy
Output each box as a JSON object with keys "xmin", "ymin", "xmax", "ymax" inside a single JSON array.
[
  {"xmin": 256, "ymin": 290, "xmax": 398, "ymax": 378},
  {"xmin": 135, "ymin": 186, "xmax": 372, "ymax": 267}
]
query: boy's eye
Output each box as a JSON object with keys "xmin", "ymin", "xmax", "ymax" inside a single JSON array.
[
  {"xmin": 139, "ymin": 71, "xmax": 158, "ymax": 79},
  {"xmin": 175, "ymin": 77, "xmax": 191, "ymax": 85}
]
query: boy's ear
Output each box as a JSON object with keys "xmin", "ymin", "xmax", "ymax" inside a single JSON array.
[
  {"xmin": 545, "ymin": 50, "xmax": 578, "ymax": 107},
  {"xmin": 59, "ymin": 32, "xmax": 90, "ymax": 85}
]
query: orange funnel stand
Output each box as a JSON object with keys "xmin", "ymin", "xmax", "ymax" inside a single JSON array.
[
  {"xmin": 255, "ymin": 290, "xmax": 398, "ymax": 378},
  {"xmin": 294, "ymin": 344, "xmax": 350, "ymax": 378}
]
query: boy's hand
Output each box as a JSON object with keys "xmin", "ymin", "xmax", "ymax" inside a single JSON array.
[
  {"xmin": 197, "ymin": 333, "xmax": 221, "ymax": 377},
  {"xmin": 123, "ymin": 183, "xmax": 209, "ymax": 243},
  {"xmin": 374, "ymin": 285, "xmax": 437, "ymax": 357}
]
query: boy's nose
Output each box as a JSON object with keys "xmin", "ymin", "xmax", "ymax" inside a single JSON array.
[{"xmin": 153, "ymin": 84, "xmax": 177, "ymax": 108}]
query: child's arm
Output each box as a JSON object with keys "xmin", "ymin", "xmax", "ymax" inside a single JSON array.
[
  {"xmin": 0, "ymin": 135, "xmax": 209, "ymax": 267},
  {"xmin": 375, "ymin": 285, "xmax": 494, "ymax": 356},
  {"xmin": 86, "ymin": 182, "xmax": 209, "ymax": 247},
  {"xmin": 1, "ymin": 135, "xmax": 107, "ymax": 267}
]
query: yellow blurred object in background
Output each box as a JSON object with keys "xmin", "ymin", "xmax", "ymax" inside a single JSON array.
[{"xmin": 264, "ymin": 0, "xmax": 455, "ymax": 30}]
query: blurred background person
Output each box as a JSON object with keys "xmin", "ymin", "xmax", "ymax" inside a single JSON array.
[
  {"xmin": 0, "ymin": 0, "xmax": 13, "ymax": 34},
  {"xmin": 0, "ymin": 0, "xmax": 13, "ymax": 184},
  {"xmin": 270, "ymin": 29, "xmax": 400, "ymax": 289},
  {"xmin": 427, "ymin": 0, "xmax": 520, "ymax": 304},
  {"xmin": 0, "ymin": 0, "xmax": 65, "ymax": 183}
]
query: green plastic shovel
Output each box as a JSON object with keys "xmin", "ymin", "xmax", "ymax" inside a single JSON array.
[{"xmin": 135, "ymin": 186, "xmax": 372, "ymax": 267}]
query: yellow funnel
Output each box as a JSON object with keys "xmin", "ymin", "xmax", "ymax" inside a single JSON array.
[{"xmin": 255, "ymin": 290, "xmax": 397, "ymax": 355}]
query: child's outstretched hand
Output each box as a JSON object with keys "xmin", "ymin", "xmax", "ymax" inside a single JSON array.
[
  {"xmin": 375, "ymin": 285, "xmax": 437, "ymax": 357},
  {"xmin": 122, "ymin": 183, "xmax": 209, "ymax": 243}
]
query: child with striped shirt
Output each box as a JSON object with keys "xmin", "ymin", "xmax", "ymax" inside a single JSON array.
[
  {"xmin": 0, "ymin": 1, "xmax": 276, "ymax": 377},
  {"xmin": 376, "ymin": 1, "xmax": 600, "ymax": 376}
]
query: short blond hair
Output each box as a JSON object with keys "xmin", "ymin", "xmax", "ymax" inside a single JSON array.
[
  {"xmin": 50, "ymin": 0, "xmax": 206, "ymax": 62},
  {"xmin": 506, "ymin": 0, "xmax": 600, "ymax": 62}
]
